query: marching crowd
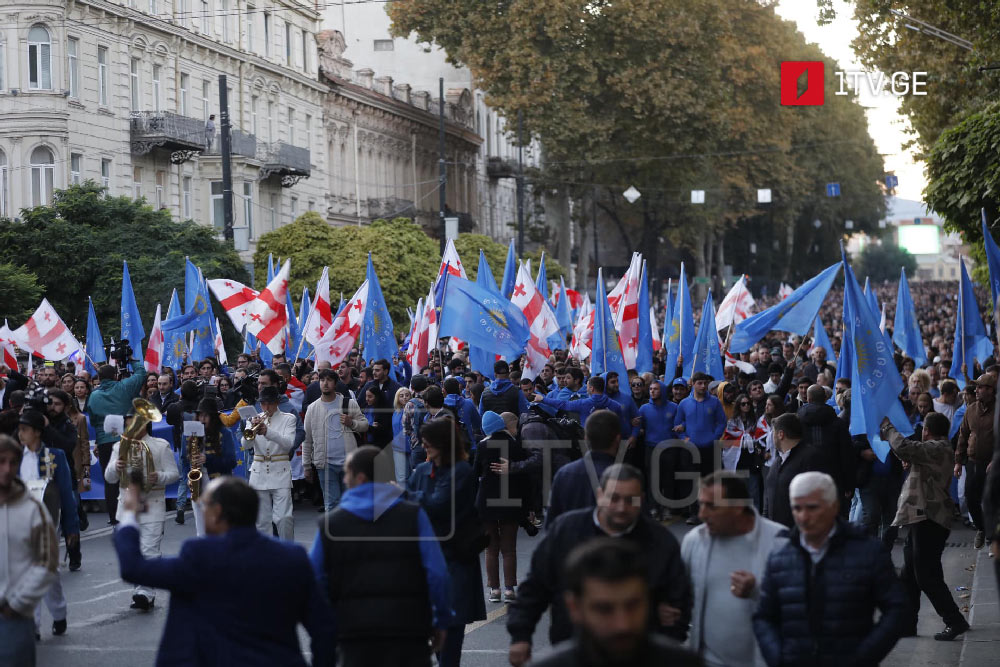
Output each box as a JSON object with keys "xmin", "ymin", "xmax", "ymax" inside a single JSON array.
[{"xmin": 2, "ymin": 279, "xmax": 1000, "ymax": 667}]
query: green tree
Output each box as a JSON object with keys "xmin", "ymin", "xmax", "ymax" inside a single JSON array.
[
  {"xmin": 0, "ymin": 182, "xmax": 247, "ymax": 342},
  {"xmin": 854, "ymin": 243, "xmax": 917, "ymax": 284},
  {"xmin": 0, "ymin": 263, "xmax": 45, "ymax": 324}
]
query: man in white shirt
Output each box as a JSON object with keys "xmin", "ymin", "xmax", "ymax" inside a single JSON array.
[
  {"xmin": 302, "ymin": 370, "xmax": 367, "ymax": 511},
  {"xmin": 103, "ymin": 407, "xmax": 179, "ymax": 610},
  {"xmin": 242, "ymin": 386, "xmax": 298, "ymax": 539}
]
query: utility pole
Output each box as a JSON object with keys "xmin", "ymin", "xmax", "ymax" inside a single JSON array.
[
  {"xmin": 218, "ymin": 75, "xmax": 234, "ymax": 243},
  {"xmin": 438, "ymin": 77, "xmax": 447, "ymax": 254},
  {"xmin": 516, "ymin": 110, "xmax": 525, "ymax": 259}
]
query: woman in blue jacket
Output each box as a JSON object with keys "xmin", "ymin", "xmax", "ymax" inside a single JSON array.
[
  {"xmin": 407, "ymin": 417, "xmax": 486, "ymax": 667},
  {"xmin": 390, "ymin": 387, "xmax": 412, "ymax": 484},
  {"xmin": 630, "ymin": 380, "xmax": 677, "ymax": 519}
]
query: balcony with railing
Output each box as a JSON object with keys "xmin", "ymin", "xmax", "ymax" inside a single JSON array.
[
  {"xmin": 129, "ymin": 111, "xmax": 207, "ymax": 163},
  {"xmin": 202, "ymin": 129, "xmax": 258, "ymax": 159},
  {"xmin": 257, "ymin": 141, "xmax": 311, "ymax": 186}
]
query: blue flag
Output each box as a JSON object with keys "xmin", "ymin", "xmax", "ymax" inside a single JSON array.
[
  {"xmin": 162, "ymin": 289, "xmax": 187, "ymax": 371},
  {"xmin": 120, "ymin": 261, "xmax": 145, "ymax": 358},
  {"xmin": 842, "ymin": 251, "xmax": 913, "ymax": 448},
  {"xmin": 892, "ymin": 267, "xmax": 926, "ymax": 367},
  {"xmin": 555, "ymin": 277, "xmax": 574, "ymax": 339},
  {"xmin": 729, "ymin": 263, "xmax": 840, "ymax": 353},
  {"xmin": 500, "ymin": 239, "xmax": 517, "ymax": 300},
  {"xmin": 812, "ymin": 316, "xmax": 836, "ymax": 365},
  {"xmin": 950, "ymin": 258, "xmax": 993, "ymax": 388},
  {"xmin": 863, "ymin": 277, "xmax": 880, "ymax": 319},
  {"xmin": 437, "ymin": 277, "xmax": 530, "ymax": 358},
  {"xmin": 297, "ymin": 287, "xmax": 313, "ymax": 359},
  {"xmin": 690, "ymin": 290, "xmax": 725, "ymax": 380},
  {"xmin": 284, "ymin": 288, "xmax": 301, "ymax": 359},
  {"xmin": 591, "ymin": 268, "xmax": 629, "ymax": 379},
  {"xmin": 535, "ymin": 253, "xmax": 548, "ymax": 301},
  {"xmin": 661, "ymin": 282, "xmax": 674, "ymax": 354},
  {"xmin": 361, "ymin": 253, "xmax": 398, "ymax": 369},
  {"xmin": 469, "ymin": 250, "xmax": 501, "ymax": 379},
  {"xmin": 835, "ymin": 286, "xmax": 853, "ymax": 383},
  {"xmin": 184, "ymin": 259, "xmax": 215, "ymax": 363},
  {"xmin": 635, "ymin": 262, "xmax": 654, "ymax": 374},
  {"xmin": 267, "ymin": 253, "xmax": 276, "ymax": 282},
  {"xmin": 664, "ymin": 264, "xmax": 695, "ymax": 377},
  {"xmin": 85, "ymin": 296, "xmax": 106, "ymax": 376},
  {"xmin": 981, "ymin": 208, "xmax": 1000, "ymax": 313}
]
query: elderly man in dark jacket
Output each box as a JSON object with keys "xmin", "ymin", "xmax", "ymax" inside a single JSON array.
[
  {"xmin": 754, "ymin": 471, "xmax": 906, "ymax": 667},
  {"xmin": 797, "ymin": 385, "xmax": 856, "ymax": 513},
  {"xmin": 507, "ymin": 464, "xmax": 690, "ymax": 667}
]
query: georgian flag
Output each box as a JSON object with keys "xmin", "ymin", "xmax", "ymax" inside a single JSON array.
[
  {"xmin": 285, "ymin": 374, "xmax": 307, "ymax": 413},
  {"xmin": 316, "ymin": 281, "xmax": 369, "ymax": 368},
  {"xmin": 0, "ymin": 320, "xmax": 19, "ymax": 369},
  {"xmin": 214, "ymin": 317, "xmax": 228, "ymax": 366},
  {"xmin": 716, "ymin": 276, "xmax": 755, "ymax": 331},
  {"xmin": 609, "ymin": 253, "xmax": 642, "ymax": 369},
  {"xmin": 207, "ymin": 278, "xmax": 259, "ymax": 331},
  {"xmin": 406, "ymin": 297, "xmax": 425, "ymax": 367},
  {"xmin": 778, "ymin": 282, "xmax": 793, "ymax": 300},
  {"xmin": 246, "ymin": 260, "xmax": 290, "ymax": 354},
  {"xmin": 510, "ymin": 261, "xmax": 559, "ymax": 379},
  {"xmin": 570, "ymin": 295, "xmax": 594, "ymax": 361},
  {"xmin": 144, "ymin": 304, "xmax": 164, "ymax": 373},
  {"xmin": 410, "ymin": 287, "xmax": 438, "ymax": 371},
  {"xmin": 303, "ymin": 266, "xmax": 333, "ymax": 346},
  {"xmin": 11, "ymin": 299, "xmax": 82, "ymax": 361},
  {"xmin": 438, "ymin": 239, "xmax": 468, "ymax": 280}
]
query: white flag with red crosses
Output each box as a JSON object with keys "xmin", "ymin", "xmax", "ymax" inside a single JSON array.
[
  {"xmin": 246, "ymin": 260, "xmax": 290, "ymax": 354},
  {"xmin": 510, "ymin": 262, "xmax": 559, "ymax": 380},
  {"xmin": 316, "ymin": 281, "xmax": 369, "ymax": 368},
  {"xmin": 11, "ymin": 299, "xmax": 82, "ymax": 361},
  {"xmin": 207, "ymin": 278, "xmax": 259, "ymax": 331},
  {"xmin": 144, "ymin": 304, "xmax": 164, "ymax": 373},
  {"xmin": 0, "ymin": 320, "xmax": 19, "ymax": 369},
  {"xmin": 303, "ymin": 267, "xmax": 333, "ymax": 347}
]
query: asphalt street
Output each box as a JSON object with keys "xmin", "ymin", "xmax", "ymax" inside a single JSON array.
[{"xmin": 35, "ymin": 505, "xmax": 983, "ymax": 667}]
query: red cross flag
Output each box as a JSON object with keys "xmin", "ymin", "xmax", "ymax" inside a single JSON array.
[
  {"xmin": 144, "ymin": 304, "xmax": 164, "ymax": 373},
  {"xmin": 0, "ymin": 320, "xmax": 19, "ymax": 369},
  {"xmin": 316, "ymin": 280, "xmax": 369, "ymax": 368},
  {"xmin": 438, "ymin": 239, "xmax": 468, "ymax": 280},
  {"xmin": 610, "ymin": 253, "xmax": 642, "ymax": 369},
  {"xmin": 246, "ymin": 259, "xmax": 291, "ymax": 354},
  {"xmin": 570, "ymin": 295, "xmax": 594, "ymax": 361},
  {"xmin": 303, "ymin": 266, "xmax": 333, "ymax": 346},
  {"xmin": 409, "ymin": 285, "xmax": 438, "ymax": 371},
  {"xmin": 11, "ymin": 299, "xmax": 82, "ymax": 361},
  {"xmin": 214, "ymin": 317, "xmax": 228, "ymax": 366},
  {"xmin": 510, "ymin": 261, "xmax": 559, "ymax": 379},
  {"xmin": 207, "ymin": 278, "xmax": 259, "ymax": 331},
  {"xmin": 716, "ymin": 276, "xmax": 755, "ymax": 331}
]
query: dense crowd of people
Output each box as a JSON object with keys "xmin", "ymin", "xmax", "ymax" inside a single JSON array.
[{"xmin": 2, "ymin": 277, "xmax": 1000, "ymax": 667}]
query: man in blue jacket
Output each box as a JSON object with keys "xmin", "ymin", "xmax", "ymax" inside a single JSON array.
[
  {"xmin": 673, "ymin": 372, "xmax": 727, "ymax": 524},
  {"xmin": 604, "ymin": 371, "xmax": 638, "ymax": 440},
  {"xmin": 310, "ymin": 445, "xmax": 454, "ymax": 666},
  {"xmin": 114, "ymin": 475, "xmax": 333, "ymax": 666},
  {"xmin": 630, "ymin": 380, "xmax": 678, "ymax": 518},
  {"xmin": 533, "ymin": 376, "xmax": 623, "ymax": 431},
  {"xmin": 443, "ymin": 377, "xmax": 482, "ymax": 449}
]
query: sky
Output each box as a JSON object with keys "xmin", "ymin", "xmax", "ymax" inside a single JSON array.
[{"xmin": 775, "ymin": 0, "xmax": 926, "ymax": 202}]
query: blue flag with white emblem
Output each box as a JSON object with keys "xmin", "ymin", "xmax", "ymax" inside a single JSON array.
[
  {"xmin": 690, "ymin": 290, "xmax": 724, "ymax": 380},
  {"xmin": 469, "ymin": 250, "xmax": 501, "ymax": 379},
  {"xmin": 949, "ymin": 258, "xmax": 993, "ymax": 388},
  {"xmin": 664, "ymin": 264, "xmax": 695, "ymax": 377},
  {"xmin": 591, "ymin": 268, "xmax": 629, "ymax": 379},
  {"xmin": 297, "ymin": 287, "xmax": 313, "ymax": 359},
  {"xmin": 163, "ymin": 289, "xmax": 187, "ymax": 371},
  {"xmin": 812, "ymin": 316, "xmax": 836, "ymax": 365},
  {"xmin": 361, "ymin": 253, "xmax": 398, "ymax": 371},
  {"xmin": 500, "ymin": 239, "xmax": 517, "ymax": 300},
  {"xmin": 636, "ymin": 262, "xmax": 654, "ymax": 374},
  {"xmin": 842, "ymin": 250, "xmax": 913, "ymax": 450},
  {"xmin": 184, "ymin": 259, "xmax": 215, "ymax": 363},
  {"xmin": 120, "ymin": 261, "xmax": 145, "ymax": 358},
  {"xmin": 85, "ymin": 296, "xmax": 106, "ymax": 375},
  {"xmin": 892, "ymin": 267, "xmax": 926, "ymax": 367},
  {"xmin": 437, "ymin": 277, "xmax": 530, "ymax": 358}
]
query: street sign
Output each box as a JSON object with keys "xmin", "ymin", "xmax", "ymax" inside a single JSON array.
[
  {"xmin": 693, "ymin": 276, "xmax": 711, "ymax": 285},
  {"xmin": 691, "ymin": 190, "xmax": 705, "ymax": 204},
  {"xmin": 757, "ymin": 188, "xmax": 771, "ymax": 204},
  {"xmin": 885, "ymin": 174, "xmax": 898, "ymax": 189},
  {"xmin": 623, "ymin": 186, "xmax": 641, "ymax": 203},
  {"xmin": 826, "ymin": 183, "xmax": 841, "ymax": 197}
]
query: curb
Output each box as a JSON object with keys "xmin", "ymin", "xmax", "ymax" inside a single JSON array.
[{"xmin": 961, "ymin": 549, "xmax": 1000, "ymax": 665}]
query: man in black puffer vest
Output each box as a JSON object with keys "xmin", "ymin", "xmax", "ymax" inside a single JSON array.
[
  {"xmin": 480, "ymin": 360, "xmax": 529, "ymax": 417},
  {"xmin": 310, "ymin": 445, "xmax": 455, "ymax": 667}
]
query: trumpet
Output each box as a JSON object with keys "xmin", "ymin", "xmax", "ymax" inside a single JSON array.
[
  {"xmin": 242, "ymin": 413, "xmax": 271, "ymax": 441},
  {"xmin": 187, "ymin": 434, "xmax": 204, "ymax": 501}
]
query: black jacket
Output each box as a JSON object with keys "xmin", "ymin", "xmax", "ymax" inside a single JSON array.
[
  {"xmin": 763, "ymin": 442, "xmax": 833, "ymax": 528},
  {"xmin": 507, "ymin": 508, "xmax": 690, "ymax": 646},
  {"xmin": 529, "ymin": 633, "xmax": 703, "ymax": 667},
  {"xmin": 472, "ymin": 431, "xmax": 530, "ymax": 522},
  {"xmin": 150, "ymin": 391, "xmax": 179, "ymax": 414},
  {"xmin": 797, "ymin": 403, "xmax": 856, "ymax": 497},
  {"xmin": 753, "ymin": 518, "xmax": 907, "ymax": 666},
  {"xmin": 0, "ymin": 369, "xmax": 29, "ymax": 411}
]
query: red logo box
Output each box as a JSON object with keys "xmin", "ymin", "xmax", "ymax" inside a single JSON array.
[{"xmin": 781, "ymin": 61, "xmax": 824, "ymax": 106}]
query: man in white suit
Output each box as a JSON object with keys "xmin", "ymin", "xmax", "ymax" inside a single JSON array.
[
  {"xmin": 104, "ymin": 406, "xmax": 180, "ymax": 611},
  {"xmin": 242, "ymin": 386, "xmax": 297, "ymax": 539}
]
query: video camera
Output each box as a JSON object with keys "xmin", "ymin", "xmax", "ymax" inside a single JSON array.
[
  {"xmin": 232, "ymin": 372, "xmax": 260, "ymax": 404},
  {"xmin": 104, "ymin": 338, "xmax": 134, "ymax": 378}
]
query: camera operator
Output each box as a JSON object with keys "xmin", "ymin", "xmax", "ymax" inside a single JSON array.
[
  {"xmin": 166, "ymin": 380, "xmax": 201, "ymax": 524},
  {"xmin": 86, "ymin": 363, "xmax": 147, "ymax": 525}
]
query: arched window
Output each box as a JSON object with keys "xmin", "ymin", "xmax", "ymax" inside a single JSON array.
[
  {"xmin": 28, "ymin": 25, "xmax": 52, "ymax": 90},
  {"xmin": 30, "ymin": 146, "xmax": 54, "ymax": 206},
  {"xmin": 0, "ymin": 150, "xmax": 8, "ymax": 217}
]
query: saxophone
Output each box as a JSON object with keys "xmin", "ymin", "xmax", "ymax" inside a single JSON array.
[
  {"xmin": 119, "ymin": 398, "xmax": 161, "ymax": 493},
  {"xmin": 187, "ymin": 433, "xmax": 204, "ymax": 502}
]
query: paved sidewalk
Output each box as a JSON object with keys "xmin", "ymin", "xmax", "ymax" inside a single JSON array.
[{"xmin": 962, "ymin": 548, "xmax": 1000, "ymax": 665}]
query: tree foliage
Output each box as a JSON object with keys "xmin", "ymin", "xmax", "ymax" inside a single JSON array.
[
  {"xmin": 390, "ymin": 0, "xmax": 886, "ymax": 287},
  {"xmin": 0, "ymin": 263, "xmax": 45, "ymax": 324},
  {"xmin": 854, "ymin": 243, "xmax": 917, "ymax": 284},
  {"xmin": 0, "ymin": 182, "xmax": 248, "ymax": 339}
]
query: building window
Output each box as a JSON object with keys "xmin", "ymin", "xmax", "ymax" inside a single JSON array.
[
  {"xmin": 201, "ymin": 0, "xmax": 212, "ymax": 36},
  {"xmin": 130, "ymin": 58, "xmax": 140, "ymax": 111},
  {"xmin": 246, "ymin": 5, "xmax": 255, "ymax": 52},
  {"xmin": 179, "ymin": 73, "xmax": 189, "ymax": 115},
  {"xmin": 251, "ymin": 95, "xmax": 258, "ymax": 135},
  {"xmin": 285, "ymin": 22, "xmax": 292, "ymax": 64},
  {"xmin": 70, "ymin": 153, "xmax": 82, "ymax": 185},
  {"xmin": 97, "ymin": 47, "xmax": 109, "ymax": 106},
  {"xmin": 30, "ymin": 146, "xmax": 55, "ymax": 206},
  {"xmin": 308, "ymin": 199, "xmax": 315, "ymax": 211},
  {"xmin": 155, "ymin": 170, "xmax": 165, "ymax": 209},
  {"xmin": 373, "ymin": 39, "xmax": 394, "ymax": 52},
  {"xmin": 304, "ymin": 113, "xmax": 311, "ymax": 150},
  {"xmin": 221, "ymin": 0, "xmax": 231, "ymax": 42},
  {"xmin": 202, "ymin": 80, "xmax": 210, "ymax": 121},
  {"xmin": 150, "ymin": 0, "xmax": 157, "ymax": 14},
  {"xmin": 177, "ymin": 0, "xmax": 189, "ymax": 27},
  {"xmin": 269, "ymin": 193, "xmax": 278, "ymax": 231},
  {"xmin": 101, "ymin": 158, "xmax": 111, "ymax": 191},
  {"xmin": 287, "ymin": 107, "xmax": 295, "ymax": 145},
  {"xmin": 152, "ymin": 65, "xmax": 161, "ymax": 112},
  {"xmin": 210, "ymin": 181, "xmax": 224, "ymax": 229},
  {"xmin": 267, "ymin": 101, "xmax": 274, "ymax": 142},
  {"xmin": 0, "ymin": 151, "xmax": 7, "ymax": 217},
  {"xmin": 302, "ymin": 30, "xmax": 309, "ymax": 71},
  {"xmin": 67, "ymin": 38, "xmax": 79, "ymax": 98},
  {"xmin": 289, "ymin": 196, "xmax": 297, "ymax": 221},
  {"xmin": 0, "ymin": 41, "xmax": 5, "ymax": 91},
  {"xmin": 243, "ymin": 181, "xmax": 254, "ymax": 237},
  {"xmin": 132, "ymin": 166, "xmax": 143, "ymax": 200},
  {"xmin": 28, "ymin": 26, "xmax": 52, "ymax": 90},
  {"xmin": 263, "ymin": 12, "xmax": 271, "ymax": 56},
  {"xmin": 182, "ymin": 176, "xmax": 192, "ymax": 218}
]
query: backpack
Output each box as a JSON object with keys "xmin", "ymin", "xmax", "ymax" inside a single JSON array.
[
  {"xmin": 522, "ymin": 411, "xmax": 586, "ymax": 460},
  {"xmin": 408, "ymin": 397, "xmax": 427, "ymax": 450}
]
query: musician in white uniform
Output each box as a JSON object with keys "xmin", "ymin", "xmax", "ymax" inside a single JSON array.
[
  {"xmin": 242, "ymin": 386, "xmax": 297, "ymax": 539},
  {"xmin": 104, "ymin": 407, "xmax": 179, "ymax": 611}
]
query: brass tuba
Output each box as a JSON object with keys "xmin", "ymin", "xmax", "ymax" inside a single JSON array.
[{"xmin": 119, "ymin": 398, "xmax": 161, "ymax": 493}]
